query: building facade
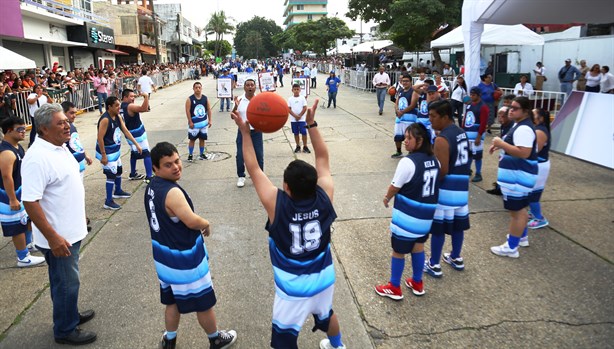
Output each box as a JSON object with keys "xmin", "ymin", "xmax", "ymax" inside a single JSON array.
[
  {"xmin": 283, "ymin": 0, "xmax": 328, "ymax": 29},
  {"xmin": 154, "ymin": 3, "xmax": 201, "ymax": 63}
]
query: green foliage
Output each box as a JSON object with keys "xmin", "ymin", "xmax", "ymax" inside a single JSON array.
[
  {"xmin": 206, "ymin": 11, "xmax": 234, "ymax": 58},
  {"xmin": 205, "ymin": 40, "xmax": 232, "ymax": 57},
  {"xmin": 277, "ymin": 17, "xmax": 354, "ymax": 56},
  {"xmin": 234, "ymin": 16, "xmax": 283, "ymax": 58},
  {"xmin": 347, "ymin": 0, "xmax": 461, "ymax": 51}
]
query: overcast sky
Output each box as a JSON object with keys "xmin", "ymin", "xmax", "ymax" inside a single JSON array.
[{"xmin": 156, "ymin": 0, "xmax": 374, "ymax": 41}]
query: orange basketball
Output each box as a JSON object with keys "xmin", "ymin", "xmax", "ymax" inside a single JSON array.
[
  {"xmin": 388, "ymin": 87, "xmax": 397, "ymax": 96},
  {"xmin": 246, "ymin": 92, "xmax": 289, "ymax": 133},
  {"xmin": 493, "ymin": 89, "xmax": 503, "ymax": 100}
]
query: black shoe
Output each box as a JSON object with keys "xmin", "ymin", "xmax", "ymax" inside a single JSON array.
[
  {"xmin": 486, "ymin": 187, "xmax": 502, "ymax": 196},
  {"xmin": 78, "ymin": 309, "xmax": 95, "ymax": 325},
  {"xmin": 209, "ymin": 330, "xmax": 237, "ymax": 349},
  {"xmin": 302, "ymin": 146, "xmax": 311, "ymax": 154},
  {"xmin": 55, "ymin": 328, "xmax": 97, "ymax": 345},
  {"xmin": 294, "ymin": 146, "xmax": 301, "ymax": 153},
  {"xmin": 160, "ymin": 334, "xmax": 177, "ymax": 349}
]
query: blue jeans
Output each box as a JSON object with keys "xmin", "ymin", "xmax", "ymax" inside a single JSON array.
[
  {"xmin": 560, "ymin": 82, "xmax": 573, "ymax": 98},
  {"xmin": 376, "ymin": 88, "xmax": 387, "ymax": 112},
  {"xmin": 327, "ymin": 90, "xmax": 337, "ymax": 108},
  {"xmin": 96, "ymin": 92, "xmax": 108, "ymax": 113},
  {"xmin": 38, "ymin": 240, "xmax": 82, "ymax": 338},
  {"xmin": 220, "ymin": 98, "xmax": 231, "ymax": 111},
  {"xmin": 236, "ymin": 130, "xmax": 264, "ymax": 178}
]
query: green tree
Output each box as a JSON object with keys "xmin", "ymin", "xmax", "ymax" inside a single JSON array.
[
  {"xmin": 272, "ymin": 29, "xmax": 298, "ymax": 52},
  {"xmin": 347, "ymin": 0, "xmax": 461, "ymax": 69},
  {"xmin": 205, "ymin": 40, "xmax": 232, "ymax": 58},
  {"xmin": 234, "ymin": 16, "xmax": 283, "ymax": 58},
  {"xmin": 206, "ymin": 11, "xmax": 235, "ymax": 58},
  {"xmin": 280, "ymin": 17, "xmax": 354, "ymax": 56}
]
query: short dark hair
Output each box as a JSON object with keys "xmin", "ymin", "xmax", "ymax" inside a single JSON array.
[
  {"xmin": 105, "ymin": 96, "xmax": 119, "ymax": 108},
  {"xmin": 401, "ymin": 73, "xmax": 411, "ymax": 80},
  {"xmin": 512, "ymin": 96, "xmax": 531, "ymax": 113},
  {"xmin": 424, "ymin": 79, "xmax": 434, "ymax": 86},
  {"xmin": 141, "ymin": 69, "xmax": 148, "ymax": 75},
  {"xmin": 1, "ymin": 115, "xmax": 25, "ymax": 134},
  {"xmin": 428, "ymin": 99, "xmax": 453, "ymax": 120},
  {"xmin": 151, "ymin": 141, "xmax": 178, "ymax": 169},
  {"xmin": 283, "ymin": 159, "xmax": 318, "ymax": 201},
  {"xmin": 406, "ymin": 123, "xmax": 433, "ymax": 156},
  {"xmin": 603, "ymin": 66, "xmax": 610, "ymax": 73},
  {"xmin": 292, "ymin": 83, "xmax": 300, "ymax": 88},
  {"xmin": 61, "ymin": 101, "xmax": 75, "ymax": 113},
  {"xmin": 122, "ymin": 88, "xmax": 134, "ymax": 99},
  {"xmin": 193, "ymin": 82, "xmax": 202, "ymax": 88},
  {"xmin": 503, "ymin": 94, "xmax": 516, "ymax": 101},
  {"xmin": 533, "ymin": 108, "xmax": 550, "ymax": 132}
]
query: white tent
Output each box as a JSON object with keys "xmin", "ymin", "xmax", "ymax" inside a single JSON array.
[
  {"xmin": 462, "ymin": 0, "xmax": 614, "ymax": 88},
  {"xmin": 351, "ymin": 40, "xmax": 394, "ymax": 53},
  {"xmin": 0, "ymin": 46, "xmax": 36, "ymax": 70},
  {"xmin": 431, "ymin": 24, "xmax": 544, "ymax": 48}
]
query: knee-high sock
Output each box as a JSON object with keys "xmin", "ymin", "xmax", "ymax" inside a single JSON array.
[
  {"xmin": 508, "ymin": 234, "xmax": 521, "ymax": 249},
  {"xmin": 144, "ymin": 156, "xmax": 153, "ymax": 178},
  {"xmin": 529, "ymin": 201, "xmax": 543, "ymax": 220},
  {"xmin": 328, "ymin": 333, "xmax": 343, "ymax": 348},
  {"xmin": 199, "ymin": 146, "xmax": 205, "ymax": 155},
  {"xmin": 411, "ymin": 251, "xmax": 425, "ymax": 282},
  {"xmin": 521, "ymin": 227, "xmax": 528, "ymax": 238},
  {"xmin": 389, "ymin": 256, "xmax": 405, "ymax": 287},
  {"xmin": 188, "ymin": 146, "xmax": 194, "ymax": 155},
  {"xmin": 475, "ymin": 159, "xmax": 482, "ymax": 174},
  {"xmin": 430, "ymin": 234, "xmax": 445, "ymax": 265},
  {"xmin": 129, "ymin": 154, "xmax": 137, "ymax": 176},
  {"xmin": 451, "ymin": 231, "xmax": 464, "ymax": 259},
  {"xmin": 106, "ymin": 180, "xmax": 114, "ymax": 202},
  {"xmin": 114, "ymin": 177, "xmax": 123, "ymax": 193},
  {"xmin": 16, "ymin": 247, "xmax": 29, "ymax": 260}
]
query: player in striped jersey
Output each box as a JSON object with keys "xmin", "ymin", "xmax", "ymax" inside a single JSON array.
[
  {"xmin": 527, "ymin": 108, "xmax": 551, "ymax": 230},
  {"xmin": 375, "ymin": 123, "xmax": 440, "ymax": 300},
  {"xmin": 489, "ymin": 97, "xmax": 538, "ymax": 258},
  {"xmin": 424, "ymin": 100, "xmax": 471, "ymax": 278},
  {"xmin": 391, "ymin": 73, "xmax": 417, "ymax": 158},
  {"xmin": 463, "ymin": 86, "xmax": 489, "ymax": 183},
  {"xmin": 121, "ymin": 89, "xmax": 153, "ymax": 182},
  {"xmin": 145, "ymin": 142, "xmax": 236, "ymax": 349},
  {"xmin": 231, "ymin": 99, "xmax": 345, "ymax": 349}
]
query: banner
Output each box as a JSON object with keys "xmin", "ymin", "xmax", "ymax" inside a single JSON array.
[
  {"xmin": 291, "ymin": 78, "xmax": 310, "ymax": 98},
  {"xmin": 258, "ymin": 72, "xmax": 276, "ymax": 92},
  {"xmin": 236, "ymin": 73, "xmax": 258, "ymax": 88},
  {"xmin": 217, "ymin": 78, "xmax": 233, "ymax": 98}
]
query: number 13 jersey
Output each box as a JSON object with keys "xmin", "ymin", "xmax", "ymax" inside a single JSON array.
[{"xmin": 265, "ymin": 187, "xmax": 338, "ymax": 299}]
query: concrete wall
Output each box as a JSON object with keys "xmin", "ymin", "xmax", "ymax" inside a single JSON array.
[{"xmin": 94, "ymin": 2, "xmax": 139, "ymax": 47}]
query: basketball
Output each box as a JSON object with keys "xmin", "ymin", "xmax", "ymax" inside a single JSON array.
[
  {"xmin": 246, "ymin": 92, "xmax": 289, "ymax": 133},
  {"xmin": 493, "ymin": 90, "xmax": 503, "ymax": 100},
  {"xmin": 388, "ymin": 87, "xmax": 397, "ymax": 96}
]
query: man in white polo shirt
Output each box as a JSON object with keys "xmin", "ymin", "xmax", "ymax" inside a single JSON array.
[
  {"xmin": 22, "ymin": 103, "xmax": 97, "ymax": 346},
  {"xmin": 137, "ymin": 69, "xmax": 156, "ymax": 111}
]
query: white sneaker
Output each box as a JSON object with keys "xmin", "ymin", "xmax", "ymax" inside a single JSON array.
[
  {"xmin": 320, "ymin": 339, "xmax": 346, "ymax": 349},
  {"xmin": 237, "ymin": 177, "xmax": 246, "ymax": 188},
  {"xmin": 506, "ymin": 234, "xmax": 529, "ymax": 247},
  {"xmin": 26, "ymin": 242, "xmax": 38, "ymax": 252},
  {"xmin": 490, "ymin": 241, "xmax": 520, "ymax": 258},
  {"xmin": 17, "ymin": 253, "xmax": 46, "ymax": 267}
]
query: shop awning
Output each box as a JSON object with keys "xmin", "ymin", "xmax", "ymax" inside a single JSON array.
[
  {"xmin": 0, "ymin": 46, "xmax": 36, "ymax": 70},
  {"xmin": 106, "ymin": 49, "xmax": 129, "ymax": 55}
]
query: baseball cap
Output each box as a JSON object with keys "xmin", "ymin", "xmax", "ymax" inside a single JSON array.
[
  {"xmin": 565, "ymin": 58, "xmax": 571, "ymax": 63},
  {"xmin": 426, "ymin": 85, "xmax": 438, "ymax": 93},
  {"xmin": 437, "ymin": 85, "xmax": 446, "ymax": 93},
  {"xmin": 330, "ymin": 70, "xmax": 335, "ymax": 74},
  {"xmin": 470, "ymin": 86, "xmax": 481, "ymax": 95}
]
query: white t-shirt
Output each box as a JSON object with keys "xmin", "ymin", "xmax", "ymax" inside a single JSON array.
[
  {"xmin": 391, "ymin": 157, "xmax": 416, "ymax": 188},
  {"xmin": 451, "ymin": 84, "xmax": 467, "ymax": 102},
  {"xmin": 513, "ymin": 83, "xmax": 534, "ymax": 97},
  {"xmin": 28, "ymin": 93, "xmax": 48, "ymax": 118},
  {"xmin": 236, "ymin": 93, "xmax": 254, "ymax": 130},
  {"xmin": 137, "ymin": 75, "xmax": 155, "ymax": 93},
  {"xmin": 311, "ymin": 68, "xmax": 317, "ymax": 78},
  {"xmin": 511, "ymin": 124, "xmax": 536, "ymax": 148},
  {"xmin": 288, "ymin": 95, "xmax": 307, "ymax": 122},
  {"xmin": 21, "ymin": 137, "xmax": 87, "ymax": 249}
]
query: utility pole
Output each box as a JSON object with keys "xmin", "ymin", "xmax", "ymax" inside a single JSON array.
[{"xmin": 149, "ymin": 0, "xmax": 161, "ymax": 64}]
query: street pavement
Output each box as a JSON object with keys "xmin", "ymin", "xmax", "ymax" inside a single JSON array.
[{"xmin": 0, "ymin": 75, "xmax": 612, "ymax": 348}]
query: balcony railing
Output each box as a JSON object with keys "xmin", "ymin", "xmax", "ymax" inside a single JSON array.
[
  {"xmin": 140, "ymin": 34, "xmax": 155, "ymax": 46},
  {"xmin": 21, "ymin": 0, "xmax": 110, "ymax": 26}
]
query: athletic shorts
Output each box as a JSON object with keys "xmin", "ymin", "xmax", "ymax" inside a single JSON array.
[
  {"xmin": 529, "ymin": 160, "xmax": 550, "ymax": 202},
  {"xmin": 188, "ymin": 126, "xmax": 209, "ymax": 141},
  {"xmin": 102, "ymin": 159, "xmax": 123, "ymax": 179},
  {"xmin": 391, "ymin": 234, "xmax": 428, "ymax": 254},
  {"xmin": 1, "ymin": 207, "xmax": 28, "ymax": 237},
  {"xmin": 394, "ymin": 121, "xmax": 413, "ymax": 142},
  {"xmin": 431, "ymin": 204, "xmax": 470, "ymax": 235},
  {"xmin": 271, "ymin": 285, "xmax": 335, "ymax": 349},
  {"xmin": 469, "ymin": 140, "xmax": 484, "ymax": 161},
  {"xmin": 501, "ymin": 187, "xmax": 530, "ymax": 211},
  {"xmin": 291, "ymin": 121, "xmax": 307, "ymax": 136},
  {"xmin": 160, "ymin": 278, "xmax": 217, "ymax": 314},
  {"xmin": 127, "ymin": 139, "xmax": 151, "ymax": 159}
]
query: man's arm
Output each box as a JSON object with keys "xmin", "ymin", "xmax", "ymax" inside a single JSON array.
[
  {"xmin": 127, "ymin": 93, "xmax": 149, "ymax": 115},
  {"xmin": 97, "ymin": 118, "xmax": 109, "ymax": 165},
  {"xmin": 166, "ymin": 187, "xmax": 210, "ymax": 235},
  {"xmin": 231, "ymin": 110, "xmax": 278, "ymax": 221},
  {"xmin": 24, "ymin": 201, "xmax": 72, "ymax": 256},
  {"xmin": 305, "ymin": 99, "xmax": 333, "ymax": 201},
  {"xmin": 0, "ymin": 152, "xmax": 19, "ymax": 210},
  {"xmin": 118, "ymin": 116, "xmax": 142, "ymax": 154}
]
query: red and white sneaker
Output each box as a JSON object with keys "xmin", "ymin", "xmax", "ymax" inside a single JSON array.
[
  {"xmin": 404, "ymin": 278, "xmax": 425, "ymax": 296},
  {"xmin": 374, "ymin": 282, "xmax": 403, "ymax": 300}
]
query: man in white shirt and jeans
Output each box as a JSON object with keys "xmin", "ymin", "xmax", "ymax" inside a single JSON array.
[
  {"xmin": 373, "ymin": 66, "xmax": 391, "ymax": 115},
  {"xmin": 137, "ymin": 69, "xmax": 156, "ymax": 111},
  {"xmin": 22, "ymin": 103, "xmax": 97, "ymax": 345}
]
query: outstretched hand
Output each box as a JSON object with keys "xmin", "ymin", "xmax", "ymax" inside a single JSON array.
[
  {"xmin": 305, "ymin": 98, "xmax": 320, "ymax": 124},
  {"xmin": 230, "ymin": 110, "xmax": 250, "ymax": 133}
]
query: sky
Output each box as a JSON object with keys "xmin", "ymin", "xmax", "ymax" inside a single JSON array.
[{"xmin": 156, "ymin": 0, "xmax": 374, "ymax": 41}]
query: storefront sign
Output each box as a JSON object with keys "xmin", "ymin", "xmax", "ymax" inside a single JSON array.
[{"xmin": 68, "ymin": 23, "xmax": 115, "ymax": 49}]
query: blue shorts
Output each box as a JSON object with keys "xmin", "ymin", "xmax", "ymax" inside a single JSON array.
[
  {"xmin": 391, "ymin": 234, "xmax": 428, "ymax": 254},
  {"xmin": 431, "ymin": 205, "xmax": 470, "ymax": 235},
  {"xmin": 160, "ymin": 281, "xmax": 217, "ymax": 314},
  {"xmin": 188, "ymin": 127, "xmax": 209, "ymax": 141},
  {"xmin": 291, "ymin": 121, "xmax": 307, "ymax": 136}
]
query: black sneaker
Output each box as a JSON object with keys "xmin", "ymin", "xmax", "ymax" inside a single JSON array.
[
  {"xmin": 302, "ymin": 146, "xmax": 311, "ymax": 153},
  {"xmin": 129, "ymin": 172, "xmax": 146, "ymax": 180},
  {"xmin": 199, "ymin": 153, "xmax": 207, "ymax": 160},
  {"xmin": 486, "ymin": 186, "xmax": 502, "ymax": 196},
  {"xmin": 187, "ymin": 154, "xmax": 193, "ymax": 163},
  {"xmin": 160, "ymin": 334, "xmax": 176, "ymax": 349},
  {"xmin": 209, "ymin": 330, "xmax": 237, "ymax": 349},
  {"xmin": 294, "ymin": 146, "xmax": 301, "ymax": 153}
]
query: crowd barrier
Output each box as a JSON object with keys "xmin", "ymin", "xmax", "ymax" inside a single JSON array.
[{"xmin": 7, "ymin": 68, "xmax": 193, "ymax": 125}]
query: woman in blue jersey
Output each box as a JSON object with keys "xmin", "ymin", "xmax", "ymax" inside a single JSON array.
[
  {"xmin": 325, "ymin": 71, "xmax": 341, "ymax": 108},
  {"xmin": 424, "ymin": 100, "xmax": 471, "ymax": 278},
  {"xmin": 489, "ymin": 97, "xmax": 538, "ymax": 258},
  {"xmin": 375, "ymin": 123, "xmax": 440, "ymax": 300},
  {"xmin": 527, "ymin": 108, "xmax": 551, "ymax": 229}
]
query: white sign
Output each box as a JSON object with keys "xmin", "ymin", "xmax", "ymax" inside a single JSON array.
[
  {"xmin": 258, "ymin": 72, "xmax": 276, "ymax": 92},
  {"xmin": 236, "ymin": 73, "xmax": 258, "ymax": 88},
  {"xmin": 217, "ymin": 78, "xmax": 233, "ymax": 98},
  {"xmin": 291, "ymin": 78, "xmax": 310, "ymax": 98}
]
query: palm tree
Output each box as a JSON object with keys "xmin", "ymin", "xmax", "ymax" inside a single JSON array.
[{"xmin": 206, "ymin": 11, "xmax": 234, "ymax": 58}]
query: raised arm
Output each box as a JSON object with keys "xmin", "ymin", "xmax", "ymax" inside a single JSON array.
[
  {"xmin": 305, "ymin": 99, "xmax": 333, "ymax": 201},
  {"xmin": 128, "ymin": 93, "xmax": 149, "ymax": 114}
]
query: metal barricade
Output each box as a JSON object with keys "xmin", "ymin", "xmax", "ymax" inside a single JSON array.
[
  {"xmin": 499, "ymin": 87, "xmax": 565, "ymax": 117},
  {"xmin": 12, "ymin": 91, "xmax": 32, "ymax": 125},
  {"xmin": 67, "ymin": 82, "xmax": 96, "ymax": 112}
]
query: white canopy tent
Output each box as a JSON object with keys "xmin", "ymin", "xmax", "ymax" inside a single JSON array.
[
  {"xmin": 431, "ymin": 24, "xmax": 544, "ymax": 48},
  {"xmin": 351, "ymin": 40, "xmax": 394, "ymax": 53},
  {"xmin": 462, "ymin": 0, "xmax": 614, "ymax": 88},
  {"xmin": 0, "ymin": 46, "xmax": 36, "ymax": 70}
]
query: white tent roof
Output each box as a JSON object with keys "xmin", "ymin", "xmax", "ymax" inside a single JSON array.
[
  {"xmin": 0, "ymin": 46, "xmax": 36, "ymax": 70},
  {"xmin": 431, "ymin": 24, "xmax": 544, "ymax": 48},
  {"xmin": 351, "ymin": 40, "xmax": 394, "ymax": 53}
]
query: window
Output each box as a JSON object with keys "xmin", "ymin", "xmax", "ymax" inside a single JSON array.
[
  {"xmin": 121, "ymin": 16, "xmax": 137, "ymax": 35},
  {"xmin": 307, "ymin": 14, "xmax": 313, "ymax": 20},
  {"xmin": 297, "ymin": 5, "xmax": 304, "ymax": 10}
]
